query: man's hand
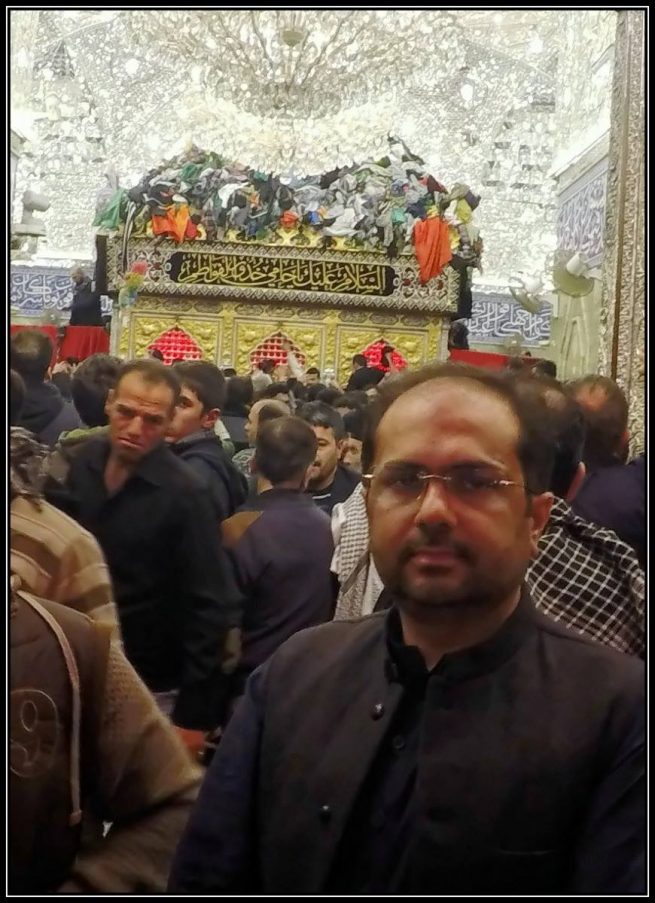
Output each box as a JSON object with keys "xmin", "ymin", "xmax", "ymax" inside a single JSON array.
[{"xmin": 175, "ymin": 727, "xmax": 207, "ymax": 761}]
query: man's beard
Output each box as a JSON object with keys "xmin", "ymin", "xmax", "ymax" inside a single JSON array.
[
  {"xmin": 384, "ymin": 530, "xmax": 523, "ymax": 615},
  {"xmin": 307, "ymin": 461, "xmax": 333, "ymax": 489}
]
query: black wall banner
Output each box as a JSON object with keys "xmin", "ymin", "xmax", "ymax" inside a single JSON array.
[{"xmin": 167, "ymin": 251, "xmax": 395, "ymax": 297}]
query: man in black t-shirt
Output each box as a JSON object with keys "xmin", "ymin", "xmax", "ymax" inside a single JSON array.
[
  {"xmin": 298, "ymin": 401, "xmax": 360, "ymax": 515},
  {"xmin": 69, "ymin": 267, "xmax": 104, "ymax": 327},
  {"xmin": 345, "ymin": 354, "xmax": 385, "ymax": 392}
]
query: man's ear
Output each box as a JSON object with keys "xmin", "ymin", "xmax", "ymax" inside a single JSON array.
[
  {"xmin": 565, "ymin": 462, "xmax": 586, "ymax": 503},
  {"xmin": 620, "ymin": 428, "xmax": 630, "ymax": 462},
  {"xmin": 528, "ymin": 491, "xmax": 554, "ymax": 558},
  {"xmin": 105, "ymin": 388, "xmax": 115, "ymax": 417},
  {"xmin": 363, "ymin": 478, "xmax": 373, "ymax": 528},
  {"xmin": 300, "ymin": 463, "xmax": 312, "ymax": 490},
  {"xmin": 201, "ymin": 407, "xmax": 220, "ymax": 430}
]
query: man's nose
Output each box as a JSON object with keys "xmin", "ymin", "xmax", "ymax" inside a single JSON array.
[
  {"xmin": 126, "ymin": 416, "xmax": 144, "ymax": 436},
  {"xmin": 414, "ymin": 477, "xmax": 457, "ymax": 529}
]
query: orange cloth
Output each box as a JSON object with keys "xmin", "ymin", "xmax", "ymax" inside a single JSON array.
[
  {"xmin": 413, "ymin": 217, "xmax": 452, "ymax": 284},
  {"xmin": 151, "ymin": 205, "xmax": 190, "ymax": 244}
]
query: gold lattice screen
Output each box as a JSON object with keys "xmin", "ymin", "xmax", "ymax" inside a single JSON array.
[{"xmin": 119, "ymin": 297, "xmax": 444, "ymax": 384}]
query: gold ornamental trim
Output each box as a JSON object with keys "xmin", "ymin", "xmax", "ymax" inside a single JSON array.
[
  {"xmin": 117, "ymin": 297, "xmax": 445, "ymax": 383},
  {"xmin": 103, "ymin": 236, "xmax": 459, "ymax": 314}
]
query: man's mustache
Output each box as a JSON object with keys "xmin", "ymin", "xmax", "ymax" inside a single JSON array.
[{"xmin": 398, "ymin": 526, "xmax": 473, "ymax": 565}]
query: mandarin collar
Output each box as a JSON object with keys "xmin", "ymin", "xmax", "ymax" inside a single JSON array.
[{"xmin": 384, "ymin": 587, "xmax": 535, "ymax": 687}]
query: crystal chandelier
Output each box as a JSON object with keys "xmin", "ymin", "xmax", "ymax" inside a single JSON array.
[
  {"xmin": 10, "ymin": 9, "xmax": 616, "ymax": 285},
  {"xmin": 129, "ymin": 10, "xmax": 462, "ymax": 120}
]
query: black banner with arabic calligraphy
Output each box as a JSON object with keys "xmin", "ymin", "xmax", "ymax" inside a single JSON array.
[{"xmin": 168, "ymin": 251, "xmax": 395, "ymax": 297}]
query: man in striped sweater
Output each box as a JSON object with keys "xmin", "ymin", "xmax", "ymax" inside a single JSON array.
[{"xmin": 10, "ymin": 370, "xmax": 120, "ymax": 639}]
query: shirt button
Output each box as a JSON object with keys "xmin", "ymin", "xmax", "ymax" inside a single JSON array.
[
  {"xmin": 392, "ymin": 734, "xmax": 405, "ymax": 752},
  {"xmin": 318, "ymin": 805, "xmax": 332, "ymax": 823},
  {"xmin": 371, "ymin": 703, "xmax": 385, "ymax": 720},
  {"xmin": 385, "ymin": 660, "xmax": 400, "ymax": 681}
]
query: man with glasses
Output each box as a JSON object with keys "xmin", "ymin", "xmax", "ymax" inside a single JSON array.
[{"xmin": 170, "ymin": 363, "xmax": 644, "ymax": 895}]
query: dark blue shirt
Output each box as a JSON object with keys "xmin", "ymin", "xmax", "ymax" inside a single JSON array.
[
  {"xmin": 572, "ymin": 455, "xmax": 645, "ymax": 567},
  {"xmin": 222, "ymin": 488, "xmax": 334, "ymax": 691}
]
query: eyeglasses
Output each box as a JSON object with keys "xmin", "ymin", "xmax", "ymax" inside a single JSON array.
[{"xmin": 362, "ymin": 464, "xmax": 528, "ymax": 504}]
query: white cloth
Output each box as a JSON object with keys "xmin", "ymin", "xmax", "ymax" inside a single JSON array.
[
  {"xmin": 331, "ymin": 484, "xmax": 384, "ymax": 620},
  {"xmin": 214, "ymin": 419, "xmax": 232, "ymax": 444},
  {"xmin": 251, "ymin": 371, "xmax": 272, "ymax": 394},
  {"xmin": 217, "ymin": 181, "xmax": 245, "ymax": 208},
  {"xmin": 286, "ymin": 350, "xmax": 305, "ymax": 381}
]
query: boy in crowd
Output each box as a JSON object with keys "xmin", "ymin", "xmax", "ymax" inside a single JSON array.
[{"xmin": 168, "ymin": 361, "xmax": 247, "ymax": 521}]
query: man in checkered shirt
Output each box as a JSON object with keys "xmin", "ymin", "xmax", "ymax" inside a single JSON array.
[{"xmin": 515, "ymin": 376, "xmax": 644, "ymax": 657}]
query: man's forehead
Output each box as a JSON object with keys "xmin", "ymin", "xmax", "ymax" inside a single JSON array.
[
  {"xmin": 378, "ymin": 379, "xmax": 520, "ymax": 449},
  {"xmin": 179, "ymin": 384, "xmax": 199, "ymax": 402},
  {"xmin": 313, "ymin": 424, "xmax": 335, "ymax": 440},
  {"xmin": 115, "ymin": 374, "xmax": 173, "ymax": 408}
]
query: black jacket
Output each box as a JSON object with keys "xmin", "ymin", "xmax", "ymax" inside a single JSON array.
[
  {"xmin": 345, "ymin": 366, "xmax": 384, "ymax": 392},
  {"xmin": 17, "ymin": 382, "xmax": 81, "ymax": 448},
  {"xmin": 169, "ymin": 592, "xmax": 644, "ymax": 894},
  {"xmin": 171, "ymin": 431, "xmax": 248, "ymax": 522},
  {"xmin": 69, "ymin": 280, "xmax": 104, "ymax": 327},
  {"xmin": 52, "ymin": 436, "xmax": 239, "ymax": 730}
]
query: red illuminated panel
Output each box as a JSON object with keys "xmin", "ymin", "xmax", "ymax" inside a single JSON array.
[
  {"xmin": 148, "ymin": 327, "xmax": 203, "ymax": 366},
  {"xmin": 363, "ymin": 338, "xmax": 408, "ymax": 372},
  {"xmin": 249, "ymin": 331, "xmax": 306, "ymax": 368}
]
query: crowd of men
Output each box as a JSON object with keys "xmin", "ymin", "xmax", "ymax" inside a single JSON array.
[{"xmin": 9, "ymin": 328, "xmax": 645, "ymax": 894}]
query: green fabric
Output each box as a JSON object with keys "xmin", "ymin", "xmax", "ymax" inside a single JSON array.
[
  {"xmin": 222, "ymin": 437, "xmax": 236, "ymax": 459},
  {"xmin": 179, "ymin": 163, "xmax": 204, "ymax": 183},
  {"xmin": 93, "ymin": 189, "xmax": 127, "ymax": 229},
  {"xmin": 205, "ymin": 152, "xmax": 224, "ymax": 170},
  {"xmin": 210, "ymin": 192, "xmax": 223, "ymax": 215},
  {"xmin": 59, "ymin": 425, "xmax": 109, "ymax": 446}
]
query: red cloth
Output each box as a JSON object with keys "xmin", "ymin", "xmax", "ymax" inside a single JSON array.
[
  {"xmin": 59, "ymin": 326, "xmax": 109, "ymax": 361},
  {"xmin": 185, "ymin": 218, "xmax": 199, "ymax": 240},
  {"xmin": 11, "ymin": 324, "xmax": 109, "ymax": 365},
  {"xmin": 413, "ymin": 217, "xmax": 452, "ymax": 284},
  {"xmin": 449, "ymin": 349, "xmax": 535, "ymax": 372}
]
